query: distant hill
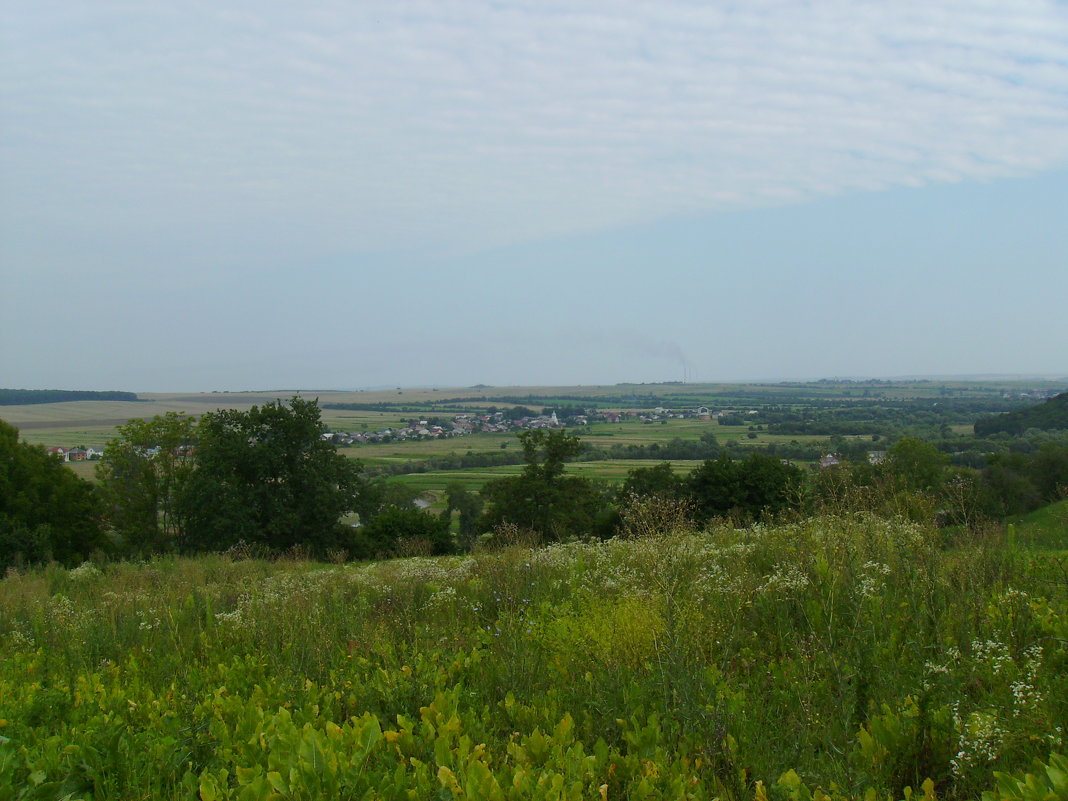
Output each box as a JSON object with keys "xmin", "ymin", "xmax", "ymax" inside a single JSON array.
[
  {"xmin": 0, "ymin": 389, "xmax": 140, "ymax": 406},
  {"xmin": 974, "ymin": 392, "xmax": 1068, "ymax": 436}
]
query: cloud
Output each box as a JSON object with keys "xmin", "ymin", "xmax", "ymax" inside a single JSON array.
[{"xmin": 2, "ymin": 0, "xmax": 1068, "ymax": 262}]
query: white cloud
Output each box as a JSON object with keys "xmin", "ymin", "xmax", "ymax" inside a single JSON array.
[{"xmin": 2, "ymin": 0, "xmax": 1068, "ymax": 261}]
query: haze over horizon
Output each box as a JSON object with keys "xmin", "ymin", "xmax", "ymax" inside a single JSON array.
[{"xmin": 3, "ymin": 1, "xmax": 1067, "ymax": 392}]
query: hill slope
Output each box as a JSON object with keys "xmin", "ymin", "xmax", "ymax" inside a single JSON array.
[{"xmin": 974, "ymin": 391, "xmax": 1068, "ymax": 435}]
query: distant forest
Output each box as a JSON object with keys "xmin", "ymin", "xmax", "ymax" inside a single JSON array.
[
  {"xmin": 974, "ymin": 392, "xmax": 1068, "ymax": 436},
  {"xmin": 0, "ymin": 389, "xmax": 140, "ymax": 406}
]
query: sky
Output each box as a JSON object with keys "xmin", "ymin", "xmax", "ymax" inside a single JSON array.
[{"xmin": 2, "ymin": 0, "xmax": 1067, "ymax": 391}]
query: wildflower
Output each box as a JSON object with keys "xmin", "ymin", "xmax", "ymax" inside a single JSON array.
[
  {"xmin": 951, "ymin": 711, "xmax": 1005, "ymax": 775},
  {"xmin": 69, "ymin": 561, "xmax": 102, "ymax": 581}
]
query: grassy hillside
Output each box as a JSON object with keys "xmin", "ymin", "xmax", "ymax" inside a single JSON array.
[
  {"xmin": 2, "ymin": 515, "xmax": 1065, "ymax": 799},
  {"xmin": 1009, "ymin": 498, "xmax": 1068, "ymax": 549}
]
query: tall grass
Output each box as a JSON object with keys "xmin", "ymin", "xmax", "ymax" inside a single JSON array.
[{"xmin": 1, "ymin": 514, "xmax": 1065, "ymax": 799}]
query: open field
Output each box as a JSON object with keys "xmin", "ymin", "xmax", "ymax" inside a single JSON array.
[
  {"xmin": 6, "ymin": 378, "xmax": 1066, "ymax": 450},
  {"xmin": 342, "ymin": 421, "xmax": 828, "ymax": 467},
  {"xmin": 6, "ymin": 381, "xmax": 1064, "ymax": 506},
  {"xmin": 3, "ymin": 388, "xmax": 831, "ymax": 460},
  {"xmin": 390, "ymin": 459, "xmax": 707, "ymax": 503},
  {"xmin": 64, "ymin": 461, "xmax": 98, "ymax": 482},
  {"xmin": 2, "ymin": 515, "xmax": 1065, "ymax": 799}
]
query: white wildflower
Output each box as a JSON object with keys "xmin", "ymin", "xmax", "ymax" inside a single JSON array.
[
  {"xmin": 951, "ymin": 710, "xmax": 1005, "ymax": 775},
  {"xmin": 761, "ymin": 564, "xmax": 810, "ymax": 595},
  {"xmin": 69, "ymin": 561, "xmax": 102, "ymax": 581}
]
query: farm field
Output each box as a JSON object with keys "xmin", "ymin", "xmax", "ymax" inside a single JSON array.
[
  {"xmin": 6, "ymin": 380, "xmax": 1065, "ymax": 508},
  {"xmin": 2, "ymin": 514, "xmax": 1065, "ymax": 799},
  {"xmin": 343, "ymin": 421, "xmax": 826, "ymax": 466},
  {"xmin": 391, "ymin": 459, "xmax": 707, "ymax": 504},
  {"xmin": 7, "ymin": 378, "xmax": 1066, "ymax": 452},
  {"xmin": 5, "ymin": 394, "xmax": 365, "ymax": 450}
]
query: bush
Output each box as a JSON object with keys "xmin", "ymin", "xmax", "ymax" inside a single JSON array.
[{"xmin": 354, "ymin": 507, "xmax": 453, "ymax": 559}]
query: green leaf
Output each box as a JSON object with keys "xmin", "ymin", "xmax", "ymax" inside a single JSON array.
[
  {"xmin": 200, "ymin": 772, "xmax": 219, "ymax": 801},
  {"xmin": 267, "ymin": 771, "xmax": 288, "ymax": 795}
]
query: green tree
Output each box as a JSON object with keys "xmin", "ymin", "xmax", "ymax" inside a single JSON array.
[
  {"xmin": 887, "ymin": 437, "xmax": 949, "ymax": 493},
  {"xmin": 740, "ymin": 452, "xmax": 805, "ymax": 516},
  {"xmin": 356, "ymin": 479, "xmax": 422, "ymax": 523},
  {"xmin": 518, "ymin": 429, "xmax": 585, "ymax": 482},
  {"xmin": 621, "ymin": 462, "xmax": 684, "ymax": 500},
  {"xmin": 97, "ymin": 412, "xmax": 197, "ymax": 554},
  {"xmin": 1029, "ymin": 442, "xmax": 1068, "ymax": 502},
  {"xmin": 441, "ymin": 481, "xmax": 484, "ymax": 551},
  {"xmin": 355, "ymin": 506, "xmax": 452, "ymax": 559},
  {"xmin": 179, "ymin": 398, "xmax": 365, "ymax": 554},
  {"xmin": 981, "ymin": 453, "xmax": 1041, "ymax": 517},
  {"xmin": 0, "ymin": 419, "xmax": 105, "ymax": 569},
  {"xmin": 479, "ymin": 430, "xmax": 606, "ymax": 541},
  {"xmin": 687, "ymin": 452, "xmax": 803, "ymax": 522},
  {"xmin": 686, "ymin": 454, "xmax": 745, "ymax": 521}
]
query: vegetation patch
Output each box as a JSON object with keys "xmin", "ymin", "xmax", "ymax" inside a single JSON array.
[
  {"xmin": 1, "ymin": 516, "xmax": 1065, "ymax": 799},
  {"xmin": 975, "ymin": 393, "xmax": 1068, "ymax": 437}
]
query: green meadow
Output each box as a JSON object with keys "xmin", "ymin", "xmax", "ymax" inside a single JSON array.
[
  {"xmin": 2, "ymin": 514, "xmax": 1065, "ymax": 799},
  {"xmin": 1009, "ymin": 498, "xmax": 1068, "ymax": 551}
]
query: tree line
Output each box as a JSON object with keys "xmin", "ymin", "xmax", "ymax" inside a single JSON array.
[{"xmin": 0, "ymin": 389, "xmax": 140, "ymax": 405}]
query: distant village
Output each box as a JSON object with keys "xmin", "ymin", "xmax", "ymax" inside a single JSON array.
[
  {"xmin": 47, "ymin": 446, "xmax": 106, "ymax": 462},
  {"xmin": 317, "ymin": 405, "xmax": 757, "ymax": 446},
  {"xmin": 42, "ymin": 402, "xmax": 915, "ymax": 465},
  {"xmin": 324, "ymin": 409, "xmax": 589, "ymax": 445},
  {"xmin": 42, "ymin": 405, "xmax": 750, "ymax": 457}
]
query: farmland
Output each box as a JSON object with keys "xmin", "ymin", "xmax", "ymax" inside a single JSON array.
[
  {"xmin": 389, "ymin": 460, "xmax": 704, "ymax": 508},
  {"xmin": 7, "ymin": 379, "xmax": 1066, "ymax": 502}
]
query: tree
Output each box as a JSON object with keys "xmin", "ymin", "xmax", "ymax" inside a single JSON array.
[
  {"xmin": 1029, "ymin": 442, "xmax": 1068, "ymax": 503},
  {"xmin": 356, "ymin": 479, "xmax": 422, "ymax": 523},
  {"xmin": 687, "ymin": 454, "xmax": 745, "ymax": 521},
  {"xmin": 981, "ymin": 453, "xmax": 1040, "ymax": 517},
  {"xmin": 0, "ymin": 419, "xmax": 105, "ymax": 569},
  {"xmin": 502, "ymin": 406, "xmax": 536, "ymax": 421},
  {"xmin": 179, "ymin": 398, "xmax": 365, "ymax": 554},
  {"xmin": 887, "ymin": 437, "xmax": 948, "ymax": 493},
  {"xmin": 621, "ymin": 462, "xmax": 684, "ymax": 500},
  {"xmin": 441, "ymin": 481, "xmax": 483, "ymax": 550},
  {"xmin": 517, "ymin": 429, "xmax": 585, "ymax": 482},
  {"xmin": 97, "ymin": 412, "xmax": 197, "ymax": 554},
  {"xmin": 355, "ymin": 507, "xmax": 452, "ymax": 559},
  {"xmin": 687, "ymin": 452, "xmax": 803, "ymax": 522},
  {"xmin": 740, "ymin": 452, "xmax": 804, "ymax": 517},
  {"xmin": 479, "ymin": 430, "xmax": 607, "ymax": 541}
]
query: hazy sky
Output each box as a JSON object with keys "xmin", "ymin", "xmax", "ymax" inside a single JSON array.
[{"xmin": 3, "ymin": 1, "xmax": 1067, "ymax": 391}]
